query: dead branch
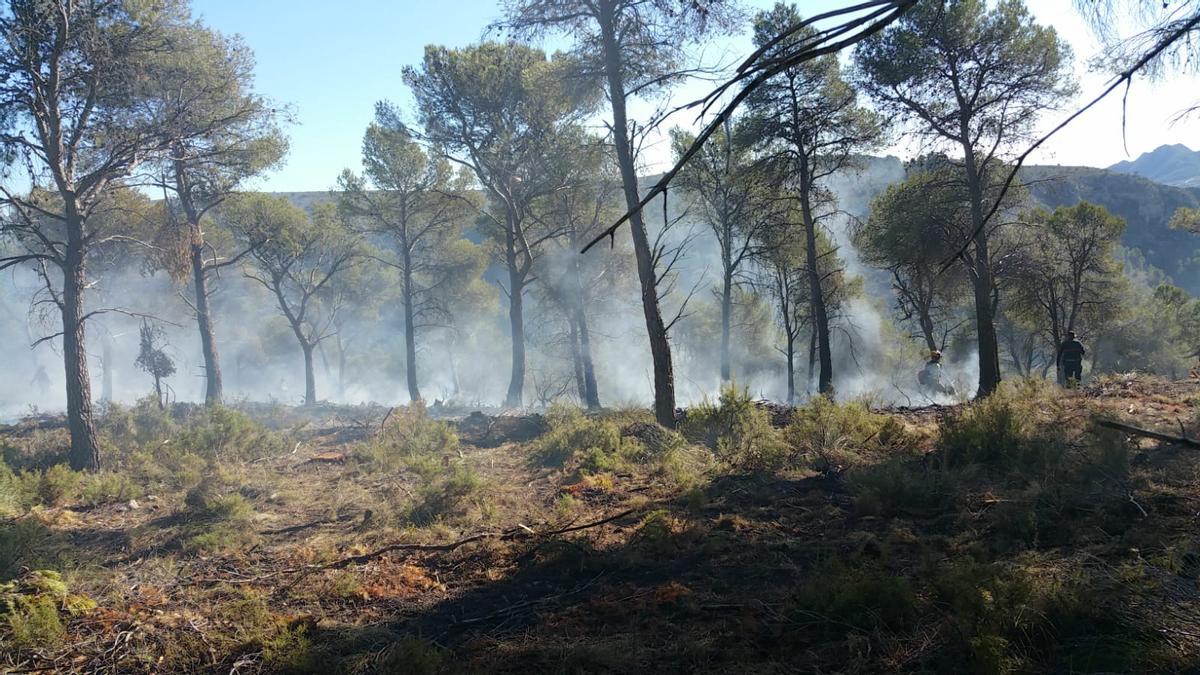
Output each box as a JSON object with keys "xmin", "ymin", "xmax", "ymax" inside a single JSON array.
[
  {"xmin": 1096, "ymin": 419, "xmax": 1200, "ymax": 449},
  {"xmin": 259, "ymin": 512, "xmax": 359, "ymax": 536}
]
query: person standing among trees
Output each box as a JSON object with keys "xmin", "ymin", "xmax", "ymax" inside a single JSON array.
[{"xmin": 1057, "ymin": 330, "xmax": 1087, "ymax": 388}]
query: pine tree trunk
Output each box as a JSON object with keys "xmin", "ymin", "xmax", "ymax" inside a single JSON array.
[
  {"xmin": 336, "ymin": 335, "xmax": 347, "ymax": 400},
  {"xmin": 800, "ymin": 193, "xmax": 834, "ymax": 396},
  {"xmin": 191, "ymin": 238, "xmax": 223, "ymax": 406},
  {"xmin": 402, "ymin": 260, "xmax": 421, "ymax": 402},
  {"xmin": 569, "ymin": 316, "xmax": 587, "ymax": 403},
  {"xmin": 302, "ymin": 342, "xmax": 317, "ymax": 406},
  {"xmin": 786, "ymin": 336, "xmax": 796, "ymax": 406},
  {"xmin": 62, "ymin": 222, "xmax": 101, "ymax": 471},
  {"xmin": 720, "ymin": 267, "xmax": 733, "ymax": 382},
  {"xmin": 962, "ymin": 145, "xmax": 1002, "ymax": 398},
  {"xmin": 808, "ymin": 330, "xmax": 817, "ymax": 390},
  {"xmin": 575, "ymin": 304, "xmax": 601, "ymax": 409},
  {"xmin": 567, "ymin": 239, "xmax": 601, "ymax": 409},
  {"xmin": 505, "ymin": 271, "xmax": 526, "ymax": 408},
  {"xmin": 599, "ymin": 4, "xmax": 675, "ymax": 426}
]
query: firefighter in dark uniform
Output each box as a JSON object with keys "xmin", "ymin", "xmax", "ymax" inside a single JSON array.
[{"xmin": 1056, "ymin": 330, "xmax": 1086, "ymax": 389}]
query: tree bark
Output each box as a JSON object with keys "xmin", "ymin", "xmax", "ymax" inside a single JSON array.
[
  {"xmin": 599, "ymin": 2, "xmax": 675, "ymax": 426},
  {"xmin": 302, "ymin": 341, "xmax": 317, "ymax": 406},
  {"xmin": 191, "ymin": 237, "xmax": 223, "ymax": 406},
  {"xmin": 569, "ymin": 316, "xmax": 587, "ymax": 403},
  {"xmin": 962, "ymin": 142, "xmax": 1002, "ymax": 397},
  {"xmin": 808, "ymin": 330, "xmax": 817, "ymax": 390},
  {"xmin": 62, "ymin": 223, "xmax": 101, "ymax": 471},
  {"xmin": 336, "ymin": 335, "xmax": 348, "ymax": 400},
  {"xmin": 786, "ymin": 336, "xmax": 796, "ymax": 406},
  {"xmin": 720, "ymin": 266, "xmax": 733, "ymax": 383},
  {"xmin": 505, "ymin": 271, "xmax": 526, "ymax": 408},
  {"xmin": 566, "ymin": 235, "xmax": 601, "ymax": 409},
  {"xmin": 574, "ymin": 303, "xmax": 601, "ymax": 409},
  {"xmin": 800, "ymin": 190, "xmax": 834, "ymax": 396},
  {"xmin": 402, "ymin": 254, "xmax": 421, "ymax": 402}
]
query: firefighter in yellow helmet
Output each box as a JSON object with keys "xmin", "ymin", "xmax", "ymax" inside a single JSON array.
[{"xmin": 918, "ymin": 349, "xmax": 955, "ymax": 396}]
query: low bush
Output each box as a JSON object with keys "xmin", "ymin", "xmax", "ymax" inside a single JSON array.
[
  {"xmin": 0, "ymin": 569, "xmax": 96, "ymax": 650},
  {"xmin": 532, "ymin": 404, "xmax": 626, "ymax": 469},
  {"xmin": 181, "ymin": 482, "xmax": 257, "ymax": 553},
  {"xmin": 77, "ymin": 471, "xmax": 143, "ymax": 508},
  {"xmin": 681, "ymin": 386, "xmax": 786, "ymax": 471},
  {"xmin": 407, "ymin": 464, "xmax": 483, "ymax": 526},
  {"xmin": 358, "ymin": 402, "xmax": 459, "ymax": 475},
  {"xmin": 931, "ymin": 557, "xmax": 1092, "ymax": 672},
  {"xmin": 175, "ymin": 405, "xmax": 287, "ymax": 462},
  {"xmin": 785, "ymin": 396, "xmax": 920, "ymax": 472},
  {"xmin": 849, "ymin": 459, "xmax": 954, "ymax": 517},
  {"xmin": 938, "ymin": 379, "xmax": 1067, "ymax": 475},
  {"xmin": 788, "ymin": 558, "xmax": 918, "ymax": 632}
]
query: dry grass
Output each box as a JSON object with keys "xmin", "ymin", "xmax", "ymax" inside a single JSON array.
[{"xmin": 1, "ymin": 378, "xmax": 1199, "ymax": 673}]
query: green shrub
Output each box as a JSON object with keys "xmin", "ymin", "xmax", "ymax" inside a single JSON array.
[
  {"xmin": 0, "ymin": 429, "xmax": 69, "ymax": 471},
  {"xmin": 78, "ymin": 471, "xmax": 142, "ymax": 508},
  {"xmin": 176, "ymin": 406, "xmax": 286, "ymax": 462},
  {"xmin": 681, "ymin": 385, "xmax": 786, "ymax": 471},
  {"xmin": 1, "ymin": 570, "xmax": 95, "ymax": 650},
  {"xmin": 182, "ymin": 484, "xmax": 257, "ymax": 553},
  {"xmin": 408, "ymin": 464, "xmax": 483, "ymax": 526},
  {"xmin": 929, "ymin": 557, "xmax": 1128, "ymax": 672},
  {"xmin": 98, "ymin": 398, "xmax": 180, "ymax": 452},
  {"xmin": 262, "ymin": 623, "xmax": 317, "ymax": 672},
  {"xmin": 126, "ymin": 444, "xmax": 208, "ymax": 491},
  {"xmin": 532, "ymin": 404, "xmax": 625, "ymax": 469},
  {"xmin": 0, "ymin": 463, "xmax": 85, "ymax": 512},
  {"xmin": 359, "ymin": 402, "xmax": 459, "ymax": 474},
  {"xmin": 786, "ymin": 397, "xmax": 918, "ymax": 472},
  {"xmin": 373, "ymin": 636, "xmax": 446, "ymax": 675},
  {"xmin": 849, "ymin": 459, "xmax": 952, "ymax": 517},
  {"xmin": 0, "ymin": 519, "xmax": 52, "ymax": 579},
  {"xmin": 35, "ymin": 464, "xmax": 82, "ymax": 507},
  {"xmin": 0, "ymin": 460, "xmax": 36, "ymax": 515},
  {"xmin": 788, "ymin": 558, "xmax": 918, "ymax": 632},
  {"xmin": 939, "ymin": 379, "xmax": 1066, "ymax": 475}
]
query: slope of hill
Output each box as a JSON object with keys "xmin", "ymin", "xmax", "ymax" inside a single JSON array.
[
  {"xmin": 1023, "ymin": 165, "xmax": 1200, "ymax": 293},
  {"xmin": 271, "ymin": 160, "xmax": 1200, "ymax": 296},
  {"xmin": 1109, "ymin": 143, "xmax": 1200, "ymax": 188}
]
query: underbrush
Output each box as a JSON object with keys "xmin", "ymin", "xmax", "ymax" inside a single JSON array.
[
  {"xmin": 0, "ymin": 400, "xmax": 285, "ymax": 516},
  {"xmin": 534, "ymin": 404, "xmax": 709, "ymax": 488},
  {"xmin": 785, "ymin": 395, "xmax": 921, "ymax": 472},
  {"xmin": 680, "ymin": 387, "xmax": 919, "ymax": 474},
  {"xmin": 846, "ymin": 378, "xmax": 1137, "ymax": 548},
  {"xmin": 178, "ymin": 479, "xmax": 259, "ymax": 553},
  {"xmin": 681, "ymin": 386, "xmax": 786, "ymax": 470},
  {"xmin": 0, "ymin": 570, "xmax": 95, "ymax": 651},
  {"xmin": 357, "ymin": 401, "xmax": 458, "ymax": 475},
  {"xmin": 356, "ymin": 403, "xmax": 485, "ymax": 526}
]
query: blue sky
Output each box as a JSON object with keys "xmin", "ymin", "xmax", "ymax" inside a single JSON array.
[{"xmin": 194, "ymin": 1, "xmax": 1200, "ymax": 192}]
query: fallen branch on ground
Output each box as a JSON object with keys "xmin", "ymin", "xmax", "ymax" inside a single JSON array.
[
  {"xmin": 1096, "ymin": 419, "xmax": 1200, "ymax": 449},
  {"xmin": 259, "ymin": 511, "xmax": 359, "ymax": 536},
  {"xmin": 193, "ymin": 507, "xmax": 642, "ymax": 584}
]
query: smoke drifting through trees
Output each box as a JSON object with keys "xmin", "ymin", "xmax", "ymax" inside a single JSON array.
[{"xmin": 2, "ymin": 0, "xmax": 1200, "ymax": 458}]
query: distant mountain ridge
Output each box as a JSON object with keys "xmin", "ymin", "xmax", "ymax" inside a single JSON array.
[
  {"xmin": 274, "ymin": 155, "xmax": 1200, "ymax": 296},
  {"xmin": 1109, "ymin": 143, "xmax": 1200, "ymax": 188}
]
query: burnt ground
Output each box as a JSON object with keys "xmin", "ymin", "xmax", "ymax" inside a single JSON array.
[{"xmin": 3, "ymin": 376, "xmax": 1200, "ymax": 673}]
